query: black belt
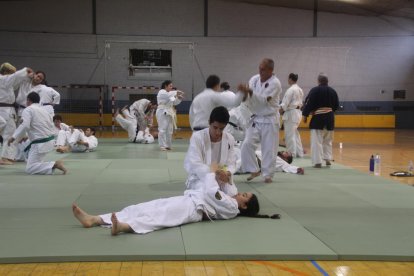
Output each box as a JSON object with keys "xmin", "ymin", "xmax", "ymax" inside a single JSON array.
[
  {"xmin": 42, "ymin": 103, "xmax": 53, "ymax": 106},
  {"xmin": 133, "ymin": 123, "xmax": 141, "ymax": 143},
  {"xmin": 0, "ymin": 103, "xmax": 15, "ymax": 107},
  {"xmin": 228, "ymin": 122, "xmax": 238, "ymax": 128},
  {"xmin": 193, "ymin": 126, "xmax": 207, "ymax": 131}
]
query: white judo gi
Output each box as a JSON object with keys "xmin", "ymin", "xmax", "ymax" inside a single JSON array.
[
  {"xmin": 0, "ymin": 68, "xmax": 30, "ymax": 160},
  {"xmin": 184, "ymin": 128, "xmax": 238, "ymax": 197},
  {"xmin": 234, "ymin": 146, "xmax": 300, "ymax": 175},
  {"xmin": 129, "ymin": 99, "xmax": 153, "ymax": 129},
  {"xmin": 280, "ymin": 83, "xmax": 304, "ymax": 158},
  {"xmin": 11, "ymin": 103, "xmax": 56, "ymax": 174},
  {"xmin": 225, "ymin": 102, "xmax": 252, "ymax": 142},
  {"xmin": 99, "ymin": 173, "xmax": 239, "ymax": 234},
  {"xmin": 189, "ymin": 89, "xmax": 244, "ymax": 130},
  {"xmin": 56, "ymin": 129, "xmax": 98, "ymax": 152},
  {"xmin": 38, "ymin": 85, "xmax": 60, "ymax": 116},
  {"xmin": 116, "ymin": 109, "xmax": 154, "ymax": 143},
  {"xmin": 241, "ymin": 74, "xmax": 282, "ymax": 179},
  {"xmin": 156, "ymin": 89, "xmax": 182, "ymax": 149}
]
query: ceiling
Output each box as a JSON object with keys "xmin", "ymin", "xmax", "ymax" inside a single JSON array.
[{"xmin": 222, "ymin": 0, "xmax": 414, "ymax": 19}]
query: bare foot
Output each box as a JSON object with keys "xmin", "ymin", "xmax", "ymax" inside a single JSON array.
[
  {"xmin": 53, "ymin": 160, "xmax": 67, "ymax": 174},
  {"xmin": 325, "ymin": 160, "xmax": 331, "ymax": 166},
  {"xmin": 264, "ymin": 177, "xmax": 273, "ymax": 183},
  {"xmin": 247, "ymin": 171, "xmax": 261, "ymax": 181},
  {"xmin": 121, "ymin": 105, "xmax": 129, "ymax": 112},
  {"xmin": 160, "ymin": 147, "xmax": 168, "ymax": 151},
  {"xmin": 0, "ymin": 158, "xmax": 14, "ymax": 165},
  {"xmin": 114, "ymin": 108, "xmax": 120, "ymax": 117},
  {"xmin": 72, "ymin": 203, "xmax": 102, "ymax": 228},
  {"xmin": 111, "ymin": 212, "xmax": 132, "ymax": 235},
  {"xmin": 297, "ymin": 168, "xmax": 305, "ymax": 175},
  {"xmin": 314, "ymin": 163, "xmax": 322, "ymax": 168}
]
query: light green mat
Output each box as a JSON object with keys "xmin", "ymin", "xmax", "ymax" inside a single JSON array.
[{"xmin": 0, "ymin": 138, "xmax": 413, "ymax": 263}]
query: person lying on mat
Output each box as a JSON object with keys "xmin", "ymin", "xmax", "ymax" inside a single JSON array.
[{"xmin": 72, "ymin": 172, "xmax": 265, "ymax": 235}]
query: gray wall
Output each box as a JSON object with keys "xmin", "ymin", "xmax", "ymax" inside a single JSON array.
[{"xmin": 0, "ymin": 0, "xmax": 413, "ymax": 105}]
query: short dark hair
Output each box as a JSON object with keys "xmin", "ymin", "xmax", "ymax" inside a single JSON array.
[
  {"xmin": 35, "ymin": 70, "xmax": 47, "ymax": 85},
  {"xmin": 88, "ymin": 127, "xmax": 96, "ymax": 135},
  {"xmin": 318, "ymin": 73, "xmax": 328, "ymax": 85},
  {"xmin": 239, "ymin": 194, "xmax": 260, "ymax": 217},
  {"xmin": 286, "ymin": 154, "xmax": 293, "ymax": 164},
  {"xmin": 278, "ymin": 151, "xmax": 293, "ymax": 164},
  {"xmin": 206, "ymin": 75, "xmax": 220, "ymax": 89},
  {"xmin": 209, "ymin": 106, "xmax": 229, "ymax": 125},
  {"xmin": 53, "ymin": 115, "xmax": 63, "ymax": 122},
  {"xmin": 220, "ymin": 82, "xmax": 230, "ymax": 91},
  {"xmin": 27, "ymin": 92, "xmax": 40, "ymax": 103},
  {"xmin": 288, "ymin": 73, "xmax": 298, "ymax": 82},
  {"xmin": 161, "ymin": 80, "xmax": 172, "ymax": 89}
]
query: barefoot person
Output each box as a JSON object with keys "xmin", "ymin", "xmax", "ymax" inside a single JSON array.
[
  {"xmin": 72, "ymin": 173, "xmax": 261, "ymax": 235},
  {"xmin": 8, "ymin": 92, "xmax": 66, "ymax": 174}
]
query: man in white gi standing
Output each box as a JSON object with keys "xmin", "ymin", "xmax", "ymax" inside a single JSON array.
[
  {"xmin": 0, "ymin": 63, "xmax": 33, "ymax": 165},
  {"xmin": 8, "ymin": 92, "xmax": 66, "ymax": 174},
  {"xmin": 280, "ymin": 73, "xmax": 304, "ymax": 158},
  {"xmin": 189, "ymin": 75, "xmax": 247, "ymax": 131},
  {"xmin": 240, "ymin": 58, "xmax": 282, "ymax": 183}
]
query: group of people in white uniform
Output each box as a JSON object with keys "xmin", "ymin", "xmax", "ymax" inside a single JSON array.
[
  {"xmin": 0, "ymin": 62, "xmax": 99, "ymax": 174},
  {"xmin": 1, "ymin": 57, "xmax": 338, "ymax": 235}
]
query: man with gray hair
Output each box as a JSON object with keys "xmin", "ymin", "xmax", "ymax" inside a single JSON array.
[
  {"xmin": 302, "ymin": 73, "xmax": 339, "ymax": 168},
  {"xmin": 239, "ymin": 58, "xmax": 282, "ymax": 183}
]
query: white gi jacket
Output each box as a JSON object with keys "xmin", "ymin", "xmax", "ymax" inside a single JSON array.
[
  {"xmin": 189, "ymin": 89, "xmax": 244, "ymax": 130},
  {"xmin": 0, "ymin": 68, "xmax": 29, "ymax": 119},
  {"xmin": 184, "ymin": 173, "xmax": 239, "ymax": 220},
  {"xmin": 184, "ymin": 128, "xmax": 237, "ymax": 196},
  {"xmin": 246, "ymin": 74, "xmax": 282, "ymax": 124},
  {"xmin": 156, "ymin": 89, "xmax": 181, "ymax": 126},
  {"xmin": 12, "ymin": 103, "xmax": 55, "ymax": 152},
  {"xmin": 225, "ymin": 102, "xmax": 253, "ymax": 142},
  {"xmin": 280, "ymin": 83, "xmax": 304, "ymax": 124},
  {"xmin": 36, "ymin": 85, "xmax": 60, "ymax": 115},
  {"xmin": 130, "ymin": 99, "xmax": 150, "ymax": 118}
]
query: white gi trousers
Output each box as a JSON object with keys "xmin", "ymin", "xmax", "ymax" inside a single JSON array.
[
  {"xmin": 241, "ymin": 121, "xmax": 278, "ymax": 179},
  {"xmin": 100, "ymin": 196, "xmax": 202, "ymax": 234},
  {"xmin": 26, "ymin": 140, "xmax": 55, "ymax": 174},
  {"xmin": 0, "ymin": 107, "xmax": 17, "ymax": 160},
  {"xmin": 310, "ymin": 129, "xmax": 333, "ymax": 165},
  {"xmin": 156, "ymin": 109, "xmax": 173, "ymax": 148},
  {"xmin": 115, "ymin": 114, "xmax": 138, "ymax": 142},
  {"xmin": 283, "ymin": 110, "xmax": 304, "ymax": 158}
]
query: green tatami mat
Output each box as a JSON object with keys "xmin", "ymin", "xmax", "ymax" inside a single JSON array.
[{"xmin": 0, "ymin": 138, "xmax": 413, "ymax": 263}]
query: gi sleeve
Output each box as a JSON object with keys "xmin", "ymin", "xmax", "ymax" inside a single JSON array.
[
  {"xmin": 212, "ymin": 91, "xmax": 243, "ymax": 109},
  {"xmin": 202, "ymin": 173, "xmax": 239, "ymax": 219},
  {"xmin": 50, "ymin": 88, "xmax": 61, "ymax": 105},
  {"xmin": 13, "ymin": 108, "xmax": 31, "ymax": 140}
]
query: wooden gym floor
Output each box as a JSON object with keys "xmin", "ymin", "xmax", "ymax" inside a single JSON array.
[{"xmin": 0, "ymin": 129, "xmax": 413, "ymax": 276}]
